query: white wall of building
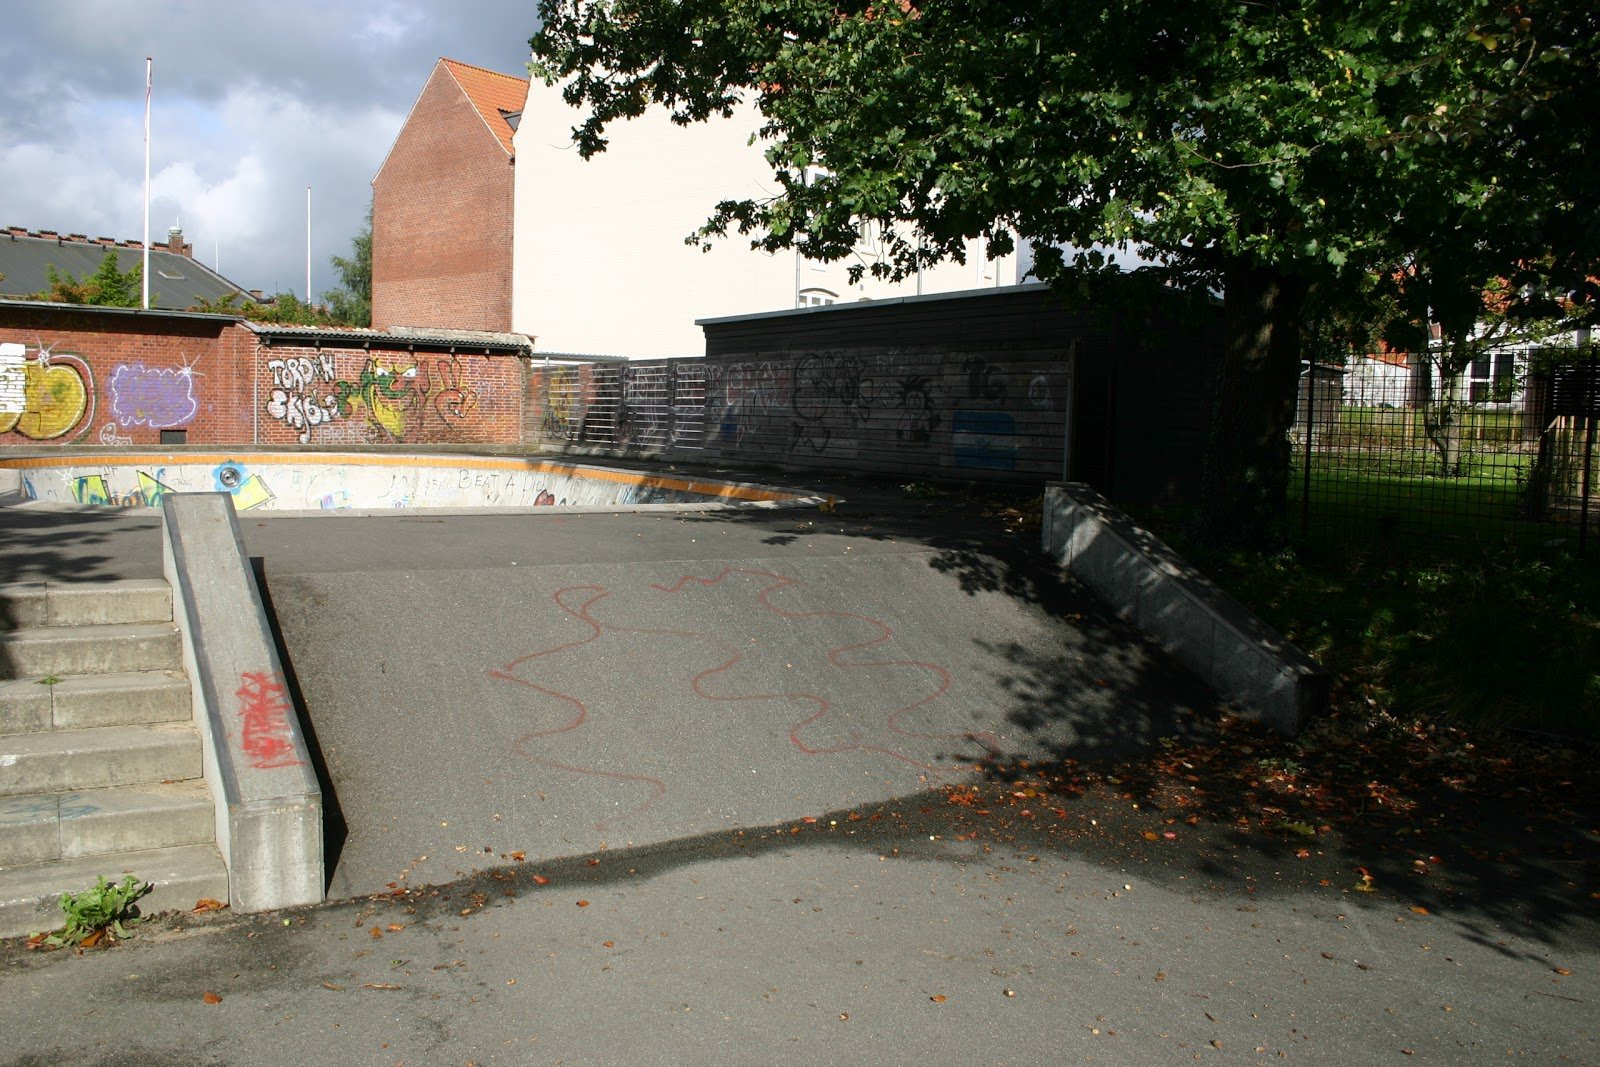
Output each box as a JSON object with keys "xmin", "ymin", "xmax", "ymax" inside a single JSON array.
[{"xmin": 512, "ymin": 81, "xmax": 1020, "ymax": 358}]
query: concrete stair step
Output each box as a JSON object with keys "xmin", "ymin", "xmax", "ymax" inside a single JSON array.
[
  {"xmin": 0, "ymin": 579, "xmax": 172, "ymax": 630},
  {"xmin": 0, "ymin": 780, "xmax": 214, "ymax": 867},
  {"xmin": 0, "ymin": 670, "xmax": 191, "ymax": 735},
  {"xmin": 0, "ymin": 723, "xmax": 200, "ymax": 797},
  {"xmin": 0, "ymin": 843, "xmax": 229, "ymax": 940},
  {"xmin": 0, "ymin": 622, "xmax": 182, "ymax": 679}
]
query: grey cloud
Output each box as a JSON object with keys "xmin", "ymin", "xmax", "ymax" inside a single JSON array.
[{"xmin": 0, "ymin": 1, "xmax": 539, "ymax": 296}]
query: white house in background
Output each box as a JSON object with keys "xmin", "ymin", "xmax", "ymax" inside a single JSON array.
[{"xmin": 511, "ymin": 81, "xmax": 1021, "ymax": 358}]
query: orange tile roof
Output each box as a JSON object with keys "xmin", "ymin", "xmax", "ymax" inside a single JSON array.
[{"xmin": 440, "ymin": 58, "xmax": 529, "ymax": 155}]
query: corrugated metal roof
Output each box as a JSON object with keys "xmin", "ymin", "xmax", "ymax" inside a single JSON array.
[
  {"xmin": 0, "ymin": 297, "xmax": 243, "ymax": 324},
  {"xmin": 247, "ymin": 322, "xmax": 535, "ymax": 353},
  {"xmin": 0, "ymin": 230, "xmax": 251, "ymax": 310}
]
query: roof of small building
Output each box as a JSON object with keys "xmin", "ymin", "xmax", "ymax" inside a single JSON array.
[
  {"xmin": 246, "ymin": 321, "xmax": 536, "ymax": 354},
  {"xmin": 0, "ymin": 228, "xmax": 252, "ymax": 311},
  {"xmin": 440, "ymin": 58, "xmax": 528, "ymax": 156},
  {"xmin": 0, "ymin": 297, "xmax": 243, "ymax": 324}
]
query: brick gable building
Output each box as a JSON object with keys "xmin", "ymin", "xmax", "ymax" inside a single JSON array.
[{"xmin": 371, "ymin": 59, "xmax": 527, "ymax": 333}]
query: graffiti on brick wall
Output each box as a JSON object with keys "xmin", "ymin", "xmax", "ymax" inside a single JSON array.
[
  {"xmin": 109, "ymin": 359, "xmax": 199, "ymax": 428},
  {"xmin": 536, "ymin": 366, "xmax": 580, "ymax": 439},
  {"xmin": 0, "ymin": 341, "xmax": 95, "ymax": 441},
  {"xmin": 265, "ymin": 353, "xmax": 339, "ymax": 444},
  {"xmin": 265, "ymin": 353, "xmax": 483, "ymax": 443},
  {"xmin": 98, "ymin": 423, "xmax": 133, "ymax": 446}
]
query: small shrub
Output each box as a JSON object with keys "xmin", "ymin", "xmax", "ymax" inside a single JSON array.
[{"xmin": 40, "ymin": 875, "xmax": 152, "ymax": 947}]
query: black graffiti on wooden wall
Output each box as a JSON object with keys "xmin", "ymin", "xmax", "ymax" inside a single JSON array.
[
  {"xmin": 962, "ymin": 356, "xmax": 1009, "ymax": 403},
  {"xmin": 892, "ymin": 374, "xmax": 941, "ymax": 443}
]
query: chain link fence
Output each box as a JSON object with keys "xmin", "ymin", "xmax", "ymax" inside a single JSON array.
[{"xmin": 1289, "ymin": 346, "xmax": 1597, "ymax": 555}]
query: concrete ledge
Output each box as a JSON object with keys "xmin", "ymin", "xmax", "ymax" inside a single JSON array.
[
  {"xmin": 162, "ymin": 492, "xmax": 323, "ymax": 911},
  {"xmin": 1042, "ymin": 483, "xmax": 1328, "ymax": 734}
]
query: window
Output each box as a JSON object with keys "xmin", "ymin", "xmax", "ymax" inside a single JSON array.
[
  {"xmin": 797, "ymin": 288, "xmax": 837, "ymax": 308},
  {"xmin": 1468, "ymin": 351, "xmax": 1517, "ymax": 403}
]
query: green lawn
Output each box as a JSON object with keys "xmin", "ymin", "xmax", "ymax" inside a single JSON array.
[{"xmin": 1139, "ymin": 493, "xmax": 1600, "ymax": 739}]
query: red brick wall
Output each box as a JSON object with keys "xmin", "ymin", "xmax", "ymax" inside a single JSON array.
[
  {"xmin": 256, "ymin": 344, "xmax": 524, "ymax": 446},
  {"xmin": 1, "ymin": 308, "xmax": 526, "ymax": 448},
  {"xmin": 0, "ymin": 308, "xmax": 256, "ymax": 445},
  {"xmin": 372, "ymin": 67, "xmax": 515, "ymax": 332}
]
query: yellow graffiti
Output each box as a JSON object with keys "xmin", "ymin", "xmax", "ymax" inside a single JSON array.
[
  {"xmin": 231, "ymin": 473, "xmax": 274, "ymax": 511},
  {"xmin": 137, "ymin": 471, "xmax": 173, "ymax": 506},
  {"xmin": 0, "ymin": 353, "xmax": 92, "ymax": 440},
  {"xmin": 330, "ymin": 355, "xmax": 478, "ymax": 441},
  {"xmin": 71, "ymin": 474, "xmax": 111, "ymax": 505}
]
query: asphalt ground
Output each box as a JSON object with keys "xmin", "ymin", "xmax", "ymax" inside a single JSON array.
[{"xmin": 1, "ymin": 466, "xmax": 1596, "ymax": 1064}]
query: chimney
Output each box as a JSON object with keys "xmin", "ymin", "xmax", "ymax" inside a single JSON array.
[{"xmin": 167, "ymin": 225, "xmax": 192, "ymax": 258}]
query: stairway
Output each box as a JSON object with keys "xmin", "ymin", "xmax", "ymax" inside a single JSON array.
[{"xmin": 0, "ymin": 579, "xmax": 228, "ymax": 940}]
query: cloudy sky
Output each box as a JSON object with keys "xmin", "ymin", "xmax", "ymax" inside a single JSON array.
[{"xmin": 0, "ymin": 2, "xmax": 539, "ymax": 300}]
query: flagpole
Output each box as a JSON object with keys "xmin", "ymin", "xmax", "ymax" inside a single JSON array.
[
  {"xmin": 305, "ymin": 186, "xmax": 312, "ymax": 303},
  {"xmin": 142, "ymin": 57, "xmax": 152, "ymax": 310}
]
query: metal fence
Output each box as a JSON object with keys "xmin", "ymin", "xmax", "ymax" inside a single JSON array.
[
  {"xmin": 532, "ymin": 361, "xmax": 707, "ymax": 451},
  {"xmin": 1290, "ymin": 346, "xmax": 1598, "ymax": 555}
]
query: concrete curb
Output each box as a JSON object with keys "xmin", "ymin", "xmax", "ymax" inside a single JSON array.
[
  {"xmin": 1041, "ymin": 483, "xmax": 1328, "ymax": 734},
  {"xmin": 162, "ymin": 493, "xmax": 323, "ymax": 911}
]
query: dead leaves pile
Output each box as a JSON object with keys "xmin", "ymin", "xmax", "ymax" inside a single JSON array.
[{"xmin": 950, "ymin": 712, "xmax": 1598, "ymax": 904}]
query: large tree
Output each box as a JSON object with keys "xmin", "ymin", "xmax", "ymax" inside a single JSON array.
[
  {"xmin": 322, "ymin": 201, "xmax": 372, "ymax": 327},
  {"xmin": 531, "ymin": 0, "xmax": 1594, "ymax": 542}
]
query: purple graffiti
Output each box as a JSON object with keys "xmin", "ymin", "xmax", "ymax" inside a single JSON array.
[{"xmin": 109, "ymin": 363, "xmax": 198, "ymax": 428}]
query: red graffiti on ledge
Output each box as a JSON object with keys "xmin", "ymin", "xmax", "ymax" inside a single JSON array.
[{"xmin": 237, "ymin": 670, "xmax": 304, "ymax": 769}]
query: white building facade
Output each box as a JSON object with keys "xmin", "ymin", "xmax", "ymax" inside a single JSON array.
[{"xmin": 511, "ymin": 81, "xmax": 1021, "ymax": 358}]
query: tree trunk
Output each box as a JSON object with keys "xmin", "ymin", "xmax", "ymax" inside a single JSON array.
[
  {"xmin": 1200, "ymin": 261, "xmax": 1308, "ymax": 547},
  {"xmin": 1423, "ymin": 364, "xmax": 1466, "ymax": 477}
]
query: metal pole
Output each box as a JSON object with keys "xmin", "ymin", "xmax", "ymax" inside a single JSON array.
[
  {"xmin": 1580, "ymin": 349, "xmax": 1595, "ymax": 558},
  {"xmin": 1300, "ymin": 359, "xmax": 1315, "ymax": 539},
  {"xmin": 142, "ymin": 58, "xmax": 152, "ymax": 310}
]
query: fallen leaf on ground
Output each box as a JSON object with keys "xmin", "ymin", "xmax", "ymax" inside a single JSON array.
[
  {"xmin": 930, "ymin": 994, "xmax": 947, "ymax": 1003},
  {"xmin": 576, "ymin": 900, "xmax": 590, "ymax": 907},
  {"xmin": 1554, "ymin": 966, "xmax": 1574, "ymax": 976},
  {"xmin": 369, "ymin": 926, "xmax": 383, "ymax": 939},
  {"xmin": 1410, "ymin": 906, "xmax": 1430, "ymax": 916},
  {"xmin": 202, "ymin": 992, "xmax": 222, "ymax": 1004},
  {"xmin": 192, "ymin": 898, "xmax": 226, "ymax": 913},
  {"xmin": 532, "ymin": 874, "xmax": 551, "ymax": 886}
]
